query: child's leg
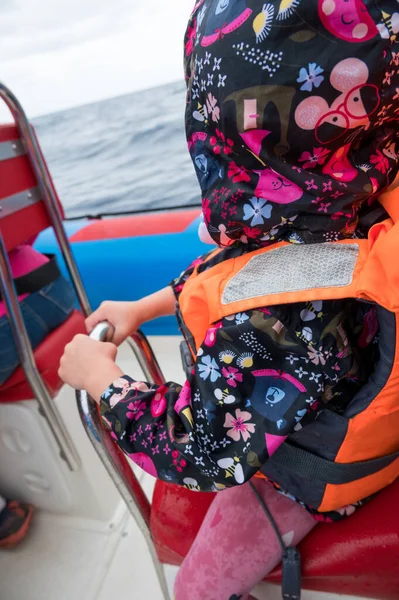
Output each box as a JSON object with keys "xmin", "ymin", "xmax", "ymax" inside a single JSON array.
[{"xmin": 174, "ymin": 480, "xmax": 316, "ymax": 600}]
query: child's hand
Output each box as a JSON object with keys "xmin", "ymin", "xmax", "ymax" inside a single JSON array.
[
  {"xmin": 85, "ymin": 301, "xmax": 143, "ymax": 346},
  {"xmin": 85, "ymin": 288, "xmax": 176, "ymax": 346},
  {"xmin": 59, "ymin": 334, "xmax": 123, "ymax": 401}
]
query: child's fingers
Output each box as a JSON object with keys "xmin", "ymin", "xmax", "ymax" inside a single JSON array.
[{"xmin": 85, "ymin": 305, "xmax": 107, "ymax": 333}]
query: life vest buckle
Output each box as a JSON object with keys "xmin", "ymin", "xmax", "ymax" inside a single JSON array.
[{"xmin": 282, "ymin": 546, "xmax": 302, "ymax": 600}]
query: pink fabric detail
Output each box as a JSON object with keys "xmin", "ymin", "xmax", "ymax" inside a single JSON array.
[
  {"xmin": 222, "ymin": 8, "xmax": 253, "ymax": 34},
  {"xmin": 0, "ymin": 245, "xmax": 49, "ymax": 318},
  {"xmin": 254, "ymin": 168, "xmax": 304, "ymax": 204},
  {"xmin": 185, "ymin": 18, "xmax": 197, "ymax": 56},
  {"xmin": 243, "ymin": 99, "xmax": 259, "ymax": 131},
  {"xmin": 240, "ymin": 130, "xmax": 270, "ymax": 157},
  {"xmin": 175, "ymin": 380, "xmax": 192, "ymax": 414},
  {"xmin": 265, "ymin": 433, "xmax": 287, "ymax": 456},
  {"xmin": 280, "ymin": 373, "xmax": 307, "ymax": 392},
  {"xmin": 204, "ymin": 322, "xmax": 223, "ymax": 347},
  {"xmin": 200, "ymin": 8, "xmax": 253, "ymax": 47},
  {"xmin": 191, "ymin": 0, "xmax": 205, "ymax": 16},
  {"xmin": 127, "ymin": 452, "xmax": 158, "ymax": 477},
  {"xmin": 174, "ymin": 479, "xmax": 316, "ymax": 600},
  {"xmin": 252, "ymin": 369, "xmax": 281, "ymax": 377},
  {"xmin": 150, "ymin": 385, "xmax": 168, "ymax": 418},
  {"xmin": 188, "ymin": 132, "xmax": 207, "ymax": 151},
  {"xmin": 251, "ymin": 369, "xmax": 307, "ymax": 393}
]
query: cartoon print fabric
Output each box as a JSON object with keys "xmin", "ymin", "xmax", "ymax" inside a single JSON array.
[
  {"xmin": 184, "ymin": 0, "xmax": 399, "ymax": 246},
  {"xmin": 100, "ymin": 260, "xmax": 379, "ymax": 520}
]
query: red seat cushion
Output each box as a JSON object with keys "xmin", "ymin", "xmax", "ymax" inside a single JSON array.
[
  {"xmin": 0, "ymin": 310, "xmax": 86, "ymax": 402},
  {"xmin": 268, "ymin": 478, "xmax": 399, "ymax": 599},
  {"xmin": 151, "ymin": 483, "xmax": 215, "ymax": 566},
  {"xmin": 151, "ymin": 478, "xmax": 399, "ymax": 599}
]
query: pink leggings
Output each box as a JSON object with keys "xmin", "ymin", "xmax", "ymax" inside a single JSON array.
[{"xmin": 174, "ymin": 480, "xmax": 317, "ymax": 600}]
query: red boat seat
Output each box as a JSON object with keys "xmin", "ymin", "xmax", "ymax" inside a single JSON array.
[
  {"xmin": 151, "ymin": 477, "xmax": 399, "ymax": 599},
  {"xmin": 0, "ymin": 123, "xmax": 86, "ymax": 403},
  {"xmin": 0, "ymin": 124, "xmax": 65, "ymax": 252},
  {"xmin": 0, "ymin": 310, "xmax": 86, "ymax": 403}
]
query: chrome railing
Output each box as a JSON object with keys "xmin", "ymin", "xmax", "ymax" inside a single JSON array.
[
  {"xmin": 126, "ymin": 333, "xmax": 165, "ymax": 385},
  {"xmin": 0, "ymin": 81, "xmax": 91, "ymax": 471},
  {"xmin": 0, "ymin": 82, "xmax": 91, "ymax": 317},
  {"xmin": 76, "ymin": 322, "xmax": 170, "ymax": 600},
  {"xmin": 0, "ymin": 231, "xmax": 81, "ymax": 472}
]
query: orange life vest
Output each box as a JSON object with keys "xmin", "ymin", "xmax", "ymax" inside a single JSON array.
[{"xmin": 177, "ymin": 190, "xmax": 399, "ymax": 513}]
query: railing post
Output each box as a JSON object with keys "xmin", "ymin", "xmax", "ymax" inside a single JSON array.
[
  {"xmin": 76, "ymin": 322, "xmax": 170, "ymax": 600},
  {"xmin": 0, "ymin": 231, "xmax": 81, "ymax": 472},
  {"xmin": 126, "ymin": 331, "xmax": 166, "ymax": 386},
  {"xmin": 0, "ymin": 82, "xmax": 92, "ymax": 317}
]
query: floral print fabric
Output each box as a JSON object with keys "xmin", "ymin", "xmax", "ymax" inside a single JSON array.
[
  {"xmin": 184, "ymin": 0, "xmax": 399, "ymax": 247},
  {"xmin": 101, "ymin": 258, "xmax": 379, "ymax": 519}
]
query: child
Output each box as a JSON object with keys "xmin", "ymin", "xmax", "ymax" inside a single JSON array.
[{"xmin": 59, "ymin": 2, "xmax": 399, "ymax": 598}]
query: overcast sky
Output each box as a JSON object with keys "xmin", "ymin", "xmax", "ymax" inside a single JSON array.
[{"xmin": 0, "ymin": 0, "xmax": 191, "ymax": 120}]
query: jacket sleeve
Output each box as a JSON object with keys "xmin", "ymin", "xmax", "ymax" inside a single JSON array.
[{"xmin": 100, "ymin": 304, "xmax": 352, "ymax": 492}]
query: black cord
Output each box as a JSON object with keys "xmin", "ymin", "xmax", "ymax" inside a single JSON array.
[
  {"xmin": 64, "ymin": 203, "xmax": 202, "ymax": 221},
  {"xmin": 249, "ymin": 481, "xmax": 286, "ymax": 555},
  {"xmin": 249, "ymin": 481, "xmax": 303, "ymax": 600}
]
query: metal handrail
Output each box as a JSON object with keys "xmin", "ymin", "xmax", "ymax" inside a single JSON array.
[
  {"xmin": 0, "ymin": 82, "xmax": 89, "ymax": 471},
  {"xmin": 126, "ymin": 332, "xmax": 165, "ymax": 386},
  {"xmin": 0, "ymin": 231, "xmax": 81, "ymax": 472},
  {"xmin": 76, "ymin": 322, "xmax": 170, "ymax": 600},
  {"xmin": 0, "ymin": 82, "xmax": 91, "ymax": 317}
]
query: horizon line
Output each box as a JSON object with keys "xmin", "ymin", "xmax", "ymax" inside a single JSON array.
[{"xmin": 30, "ymin": 78, "xmax": 184, "ymax": 121}]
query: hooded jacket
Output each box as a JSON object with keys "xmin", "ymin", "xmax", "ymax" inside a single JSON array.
[{"xmin": 184, "ymin": 0, "xmax": 399, "ymax": 247}]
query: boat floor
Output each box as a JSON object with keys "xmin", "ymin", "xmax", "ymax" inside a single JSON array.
[{"xmin": 0, "ymin": 338, "xmax": 373, "ymax": 600}]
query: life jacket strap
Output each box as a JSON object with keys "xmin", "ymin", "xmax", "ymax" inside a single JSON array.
[{"xmin": 268, "ymin": 442, "xmax": 399, "ymax": 485}]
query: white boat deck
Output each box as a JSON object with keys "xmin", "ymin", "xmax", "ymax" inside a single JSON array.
[{"xmin": 0, "ymin": 337, "xmax": 372, "ymax": 600}]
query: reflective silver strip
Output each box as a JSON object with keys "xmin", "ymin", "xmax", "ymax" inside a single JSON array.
[
  {"xmin": 0, "ymin": 139, "xmax": 25, "ymax": 162},
  {"xmin": 222, "ymin": 243, "xmax": 360, "ymax": 305},
  {"xmin": 0, "ymin": 187, "xmax": 41, "ymax": 219}
]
